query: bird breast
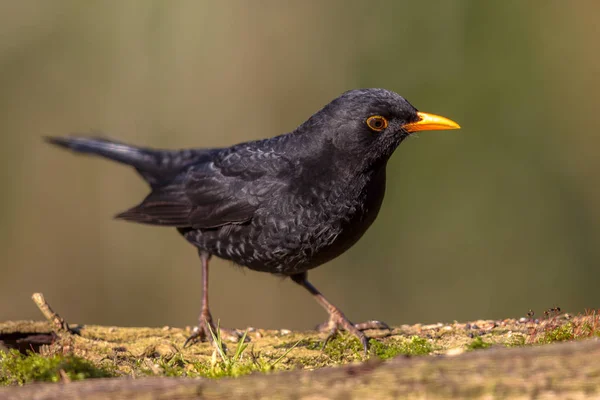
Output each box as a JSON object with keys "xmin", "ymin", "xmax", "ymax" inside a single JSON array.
[{"xmin": 227, "ymin": 166, "xmax": 388, "ymax": 275}]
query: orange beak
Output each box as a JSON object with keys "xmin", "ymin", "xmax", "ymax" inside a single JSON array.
[{"xmin": 402, "ymin": 112, "xmax": 461, "ymax": 133}]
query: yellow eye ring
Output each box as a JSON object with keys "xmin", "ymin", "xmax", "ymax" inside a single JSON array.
[{"xmin": 366, "ymin": 115, "xmax": 388, "ymax": 132}]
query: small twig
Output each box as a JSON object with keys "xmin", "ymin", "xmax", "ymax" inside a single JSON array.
[
  {"xmin": 58, "ymin": 369, "xmax": 72, "ymax": 383},
  {"xmin": 31, "ymin": 292, "xmax": 71, "ymax": 334}
]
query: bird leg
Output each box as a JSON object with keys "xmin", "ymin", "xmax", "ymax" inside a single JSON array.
[
  {"xmin": 290, "ymin": 272, "xmax": 390, "ymax": 354},
  {"xmin": 183, "ymin": 251, "xmax": 244, "ymax": 348}
]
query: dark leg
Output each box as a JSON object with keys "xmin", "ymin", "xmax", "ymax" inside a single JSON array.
[
  {"xmin": 290, "ymin": 272, "xmax": 390, "ymax": 354},
  {"xmin": 184, "ymin": 250, "xmax": 244, "ymax": 347},
  {"xmin": 200, "ymin": 250, "xmax": 211, "ymax": 327}
]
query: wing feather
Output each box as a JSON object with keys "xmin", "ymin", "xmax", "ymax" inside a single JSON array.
[{"xmin": 115, "ymin": 146, "xmax": 293, "ymax": 228}]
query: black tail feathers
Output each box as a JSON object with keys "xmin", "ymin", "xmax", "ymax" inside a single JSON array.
[
  {"xmin": 46, "ymin": 135, "xmax": 208, "ymax": 187},
  {"xmin": 45, "ymin": 136, "xmax": 153, "ymax": 170}
]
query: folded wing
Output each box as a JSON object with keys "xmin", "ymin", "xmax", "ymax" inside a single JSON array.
[{"xmin": 116, "ymin": 146, "xmax": 293, "ymax": 228}]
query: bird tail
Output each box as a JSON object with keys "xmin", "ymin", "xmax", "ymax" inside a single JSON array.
[
  {"xmin": 45, "ymin": 136, "xmax": 155, "ymax": 170},
  {"xmin": 45, "ymin": 136, "xmax": 206, "ymax": 187}
]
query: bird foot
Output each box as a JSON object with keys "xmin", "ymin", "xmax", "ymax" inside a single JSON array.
[
  {"xmin": 183, "ymin": 313, "xmax": 248, "ymax": 350},
  {"xmin": 317, "ymin": 312, "xmax": 391, "ymax": 355}
]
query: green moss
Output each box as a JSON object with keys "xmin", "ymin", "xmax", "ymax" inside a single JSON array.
[
  {"xmin": 193, "ymin": 358, "xmax": 271, "ymax": 379},
  {"xmin": 0, "ymin": 350, "xmax": 114, "ymax": 386},
  {"xmin": 154, "ymin": 354, "xmax": 189, "ymax": 377},
  {"xmin": 370, "ymin": 336, "xmax": 433, "ymax": 359},
  {"xmin": 317, "ymin": 334, "xmax": 433, "ymax": 362},
  {"xmin": 182, "ymin": 344, "xmax": 304, "ymax": 379},
  {"xmin": 577, "ymin": 321, "xmax": 600, "ymax": 339},
  {"xmin": 275, "ymin": 338, "xmax": 322, "ymax": 351},
  {"xmin": 467, "ymin": 336, "xmax": 492, "ymax": 351},
  {"xmin": 319, "ymin": 335, "xmax": 364, "ymax": 362},
  {"xmin": 129, "ymin": 349, "xmax": 283, "ymax": 379},
  {"xmin": 505, "ymin": 334, "xmax": 527, "ymax": 347},
  {"xmin": 538, "ymin": 323, "xmax": 575, "ymax": 344},
  {"xmin": 142, "ymin": 327, "xmax": 305, "ymax": 379}
]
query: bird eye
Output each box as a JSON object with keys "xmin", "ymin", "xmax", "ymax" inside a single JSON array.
[{"xmin": 366, "ymin": 116, "xmax": 388, "ymax": 132}]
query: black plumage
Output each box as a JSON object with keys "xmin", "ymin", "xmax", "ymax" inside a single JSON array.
[{"xmin": 47, "ymin": 88, "xmax": 460, "ymax": 352}]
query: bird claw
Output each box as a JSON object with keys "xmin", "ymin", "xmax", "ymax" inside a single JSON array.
[
  {"xmin": 316, "ymin": 313, "xmax": 391, "ymax": 355},
  {"xmin": 183, "ymin": 314, "xmax": 248, "ymax": 351},
  {"xmin": 183, "ymin": 326, "xmax": 207, "ymax": 349}
]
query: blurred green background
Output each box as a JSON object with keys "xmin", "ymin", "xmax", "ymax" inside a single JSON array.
[{"xmin": 1, "ymin": 1, "xmax": 599, "ymax": 331}]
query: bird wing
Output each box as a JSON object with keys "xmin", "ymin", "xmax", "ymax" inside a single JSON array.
[{"xmin": 116, "ymin": 146, "xmax": 293, "ymax": 228}]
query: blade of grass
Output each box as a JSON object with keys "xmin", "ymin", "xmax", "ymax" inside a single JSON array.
[
  {"xmin": 207, "ymin": 321, "xmax": 228, "ymax": 366},
  {"xmin": 232, "ymin": 330, "xmax": 249, "ymax": 364},
  {"xmin": 270, "ymin": 339, "xmax": 302, "ymax": 368}
]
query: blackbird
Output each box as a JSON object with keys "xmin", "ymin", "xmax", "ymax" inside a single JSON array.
[{"xmin": 46, "ymin": 88, "xmax": 460, "ymax": 352}]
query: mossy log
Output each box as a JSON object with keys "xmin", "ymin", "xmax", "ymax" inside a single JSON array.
[
  {"xmin": 1, "ymin": 316, "xmax": 600, "ymax": 399},
  {"xmin": 1, "ymin": 296, "xmax": 599, "ymax": 398},
  {"xmin": 0, "ymin": 332, "xmax": 599, "ymax": 399}
]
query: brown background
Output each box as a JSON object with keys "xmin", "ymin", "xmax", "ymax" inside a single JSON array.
[{"xmin": 1, "ymin": 1, "xmax": 599, "ymax": 331}]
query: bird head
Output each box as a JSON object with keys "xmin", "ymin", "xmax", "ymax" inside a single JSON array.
[{"xmin": 298, "ymin": 88, "xmax": 460, "ymax": 170}]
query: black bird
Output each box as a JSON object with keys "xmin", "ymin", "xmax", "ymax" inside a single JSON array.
[{"xmin": 47, "ymin": 88, "xmax": 460, "ymax": 352}]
